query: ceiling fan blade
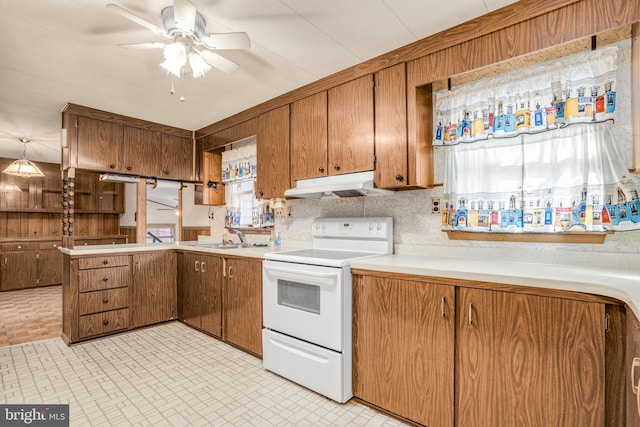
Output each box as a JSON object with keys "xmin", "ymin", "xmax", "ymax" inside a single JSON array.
[
  {"xmin": 117, "ymin": 42, "xmax": 166, "ymax": 49},
  {"xmin": 200, "ymin": 50, "xmax": 239, "ymax": 74},
  {"xmin": 202, "ymin": 32, "xmax": 251, "ymax": 50},
  {"xmin": 106, "ymin": 4, "xmax": 165, "ymax": 35},
  {"xmin": 173, "ymin": 0, "xmax": 197, "ymax": 35}
]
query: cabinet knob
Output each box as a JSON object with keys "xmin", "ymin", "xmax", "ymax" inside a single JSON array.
[
  {"xmin": 163, "ymin": 170, "xmax": 169, "ymax": 176},
  {"xmin": 102, "ymin": 260, "xmax": 109, "ymax": 265},
  {"xmin": 103, "ymin": 276, "xmax": 109, "ymax": 282},
  {"xmin": 396, "ymin": 174, "xmax": 404, "ymax": 182},
  {"xmin": 109, "ymin": 164, "xmax": 115, "ymax": 169},
  {"xmin": 259, "ymin": 191, "xmax": 264, "ymax": 197},
  {"xmin": 333, "ymin": 164, "xmax": 340, "ymax": 171},
  {"xmin": 126, "ymin": 166, "xmax": 132, "ymax": 171},
  {"xmin": 103, "ymin": 319, "xmax": 109, "ymax": 326},
  {"xmin": 102, "ymin": 297, "xmax": 109, "ymax": 304},
  {"xmin": 319, "ymin": 166, "xmax": 325, "ymax": 173}
]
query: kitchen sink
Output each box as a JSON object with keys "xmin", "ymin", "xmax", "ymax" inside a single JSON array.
[{"xmin": 196, "ymin": 243, "xmax": 243, "ymax": 249}]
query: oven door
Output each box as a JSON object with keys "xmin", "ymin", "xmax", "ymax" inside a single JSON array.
[{"xmin": 263, "ymin": 260, "xmax": 344, "ymax": 351}]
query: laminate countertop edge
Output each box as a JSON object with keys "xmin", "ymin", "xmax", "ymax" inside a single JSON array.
[{"xmin": 351, "ymin": 254, "xmax": 640, "ymax": 319}]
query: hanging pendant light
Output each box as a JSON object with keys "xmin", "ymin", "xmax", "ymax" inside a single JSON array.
[{"xmin": 2, "ymin": 138, "xmax": 45, "ymax": 178}]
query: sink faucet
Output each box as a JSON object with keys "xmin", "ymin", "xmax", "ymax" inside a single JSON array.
[{"xmin": 227, "ymin": 228, "xmax": 249, "ymax": 246}]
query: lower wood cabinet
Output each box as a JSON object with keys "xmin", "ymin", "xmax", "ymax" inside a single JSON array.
[
  {"xmin": 222, "ymin": 257, "xmax": 262, "ymax": 356},
  {"xmin": 179, "ymin": 252, "xmax": 262, "ymax": 356},
  {"xmin": 353, "ymin": 275, "xmax": 455, "ymax": 427},
  {"xmin": 63, "ymin": 254, "xmax": 131, "ymax": 343},
  {"xmin": 63, "ymin": 251, "xmax": 177, "ymax": 344},
  {"xmin": 0, "ymin": 241, "xmax": 63, "ymax": 291},
  {"xmin": 180, "ymin": 252, "xmax": 223, "ymax": 337},
  {"xmin": 457, "ymin": 287, "xmax": 605, "ymax": 427},
  {"xmin": 131, "ymin": 252, "xmax": 177, "ymax": 328},
  {"xmin": 353, "ymin": 272, "xmax": 614, "ymax": 427}
]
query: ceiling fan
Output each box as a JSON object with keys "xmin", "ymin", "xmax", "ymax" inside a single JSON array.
[{"xmin": 107, "ymin": 0, "xmax": 250, "ymax": 77}]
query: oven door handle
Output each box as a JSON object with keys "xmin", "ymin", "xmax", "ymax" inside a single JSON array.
[
  {"xmin": 268, "ymin": 336, "xmax": 330, "ymax": 364},
  {"xmin": 264, "ymin": 266, "xmax": 339, "ymax": 287},
  {"xmin": 264, "ymin": 265, "xmax": 338, "ymax": 279}
]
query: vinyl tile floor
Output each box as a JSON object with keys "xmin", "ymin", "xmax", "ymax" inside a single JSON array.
[{"xmin": 0, "ymin": 322, "xmax": 409, "ymax": 426}]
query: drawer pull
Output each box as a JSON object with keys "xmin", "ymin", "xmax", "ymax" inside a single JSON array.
[
  {"xmin": 103, "ymin": 276, "xmax": 109, "ymax": 282},
  {"xmin": 102, "ymin": 298, "xmax": 109, "ymax": 304},
  {"xmin": 103, "ymin": 319, "xmax": 109, "ymax": 326},
  {"xmin": 441, "ymin": 296, "xmax": 446, "ymax": 317},
  {"xmin": 468, "ymin": 303, "xmax": 474, "ymax": 325},
  {"xmin": 102, "ymin": 260, "xmax": 109, "ymax": 265}
]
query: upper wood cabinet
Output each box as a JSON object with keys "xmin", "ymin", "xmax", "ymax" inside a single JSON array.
[
  {"xmin": 257, "ymin": 105, "xmax": 290, "ymax": 199},
  {"xmin": 122, "ymin": 126, "xmax": 161, "ymax": 177},
  {"xmin": 63, "ymin": 104, "xmax": 193, "ymax": 181},
  {"xmin": 290, "ymin": 91, "xmax": 328, "ymax": 181},
  {"xmin": 353, "ymin": 274, "xmax": 455, "ymax": 427},
  {"xmin": 161, "ymin": 134, "xmax": 193, "ymax": 181},
  {"xmin": 457, "ymin": 287, "xmax": 605, "ymax": 427},
  {"xmin": 374, "ymin": 63, "xmax": 409, "ymax": 188},
  {"xmin": 327, "ymin": 75, "xmax": 374, "ymax": 175},
  {"xmin": 76, "ymin": 116, "xmax": 124, "ymax": 172}
]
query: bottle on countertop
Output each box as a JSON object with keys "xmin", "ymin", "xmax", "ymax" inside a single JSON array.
[{"xmin": 274, "ymin": 230, "xmax": 281, "ymax": 248}]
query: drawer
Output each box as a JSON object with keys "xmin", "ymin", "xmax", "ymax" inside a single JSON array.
[
  {"xmin": 38, "ymin": 241, "xmax": 61, "ymax": 250},
  {"xmin": 1, "ymin": 242, "xmax": 39, "ymax": 251},
  {"xmin": 79, "ymin": 266, "xmax": 130, "ymax": 292},
  {"xmin": 78, "ymin": 308, "xmax": 130, "ymax": 339},
  {"xmin": 78, "ymin": 255, "xmax": 129, "ymax": 270},
  {"xmin": 78, "ymin": 287, "xmax": 129, "ymax": 315}
]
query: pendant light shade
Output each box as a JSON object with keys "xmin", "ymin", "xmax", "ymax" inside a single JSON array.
[{"xmin": 2, "ymin": 138, "xmax": 45, "ymax": 178}]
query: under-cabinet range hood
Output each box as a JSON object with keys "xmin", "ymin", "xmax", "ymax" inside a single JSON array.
[{"xmin": 284, "ymin": 171, "xmax": 393, "ymax": 199}]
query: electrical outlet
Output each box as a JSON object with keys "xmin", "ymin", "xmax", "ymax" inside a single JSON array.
[
  {"xmin": 431, "ymin": 198, "xmax": 441, "ymax": 215},
  {"xmin": 274, "ymin": 207, "xmax": 286, "ymax": 219},
  {"xmin": 286, "ymin": 205, "xmax": 293, "ymax": 218}
]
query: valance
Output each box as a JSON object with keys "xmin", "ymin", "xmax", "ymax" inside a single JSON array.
[{"xmin": 433, "ymin": 47, "xmax": 619, "ymax": 146}]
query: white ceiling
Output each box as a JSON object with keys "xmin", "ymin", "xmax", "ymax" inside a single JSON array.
[{"xmin": 0, "ymin": 0, "xmax": 517, "ymax": 164}]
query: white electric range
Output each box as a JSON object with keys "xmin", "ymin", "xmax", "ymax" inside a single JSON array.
[{"xmin": 262, "ymin": 217, "xmax": 393, "ymax": 403}]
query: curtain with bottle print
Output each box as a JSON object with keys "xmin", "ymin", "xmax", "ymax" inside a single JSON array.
[{"xmin": 435, "ymin": 45, "xmax": 640, "ymax": 233}]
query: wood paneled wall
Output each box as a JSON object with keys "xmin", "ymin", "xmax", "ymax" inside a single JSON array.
[{"xmin": 0, "ymin": 212, "xmax": 61, "ymax": 238}]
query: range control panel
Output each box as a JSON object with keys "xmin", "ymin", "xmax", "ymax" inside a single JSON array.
[{"xmin": 311, "ymin": 217, "xmax": 393, "ymax": 239}]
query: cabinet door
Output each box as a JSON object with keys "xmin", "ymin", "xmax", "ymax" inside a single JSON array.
[
  {"xmin": 1, "ymin": 251, "xmax": 39, "ymax": 290},
  {"xmin": 38, "ymin": 249, "xmax": 62, "ymax": 286},
  {"xmin": 256, "ymin": 105, "xmax": 290, "ymax": 199},
  {"xmin": 97, "ymin": 181, "xmax": 124, "ymax": 213},
  {"xmin": 123, "ymin": 126, "xmax": 161, "ymax": 177},
  {"xmin": 161, "ymin": 134, "xmax": 193, "ymax": 181},
  {"xmin": 76, "ymin": 116, "xmax": 123, "ymax": 172},
  {"xmin": 223, "ymin": 258, "xmax": 262, "ymax": 355},
  {"xmin": 291, "ymin": 92, "xmax": 328, "ymax": 181},
  {"xmin": 374, "ymin": 63, "xmax": 409, "ymax": 188},
  {"xmin": 353, "ymin": 275, "xmax": 454, "ymax": 427},
  {"xmin": 131, "ymin": 252, "xmax": 177, "ymax": 328},
  {"xmin": 199, "ymin": 254, "xmax": 223, "ymax": 337},
  {"xmin": 73, "ymin": 170, "xmax": 97, "ymax": 212},
  {"xmin": 328, "ymin": 75, "xmax": 374, "ymax": 175},
  {"xmin": 180, "ymin": 252, "xmax": 202, "ymax": 328},
  {"xmin": 457, "ymin": 288, "xmax": 605, "ymax": 427}
]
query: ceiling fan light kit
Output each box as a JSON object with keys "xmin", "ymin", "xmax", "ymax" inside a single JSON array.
[
  {"xmin": 108, "ymin": 1, "xmax": 250, "ymax": 80},
  {"xmin": 2, "ymin": 138, "xmax": 45, "ymax": 178}
]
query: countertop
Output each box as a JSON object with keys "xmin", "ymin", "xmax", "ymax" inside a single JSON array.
[
  {"xmin": 351, "ymin": 254, "xmax": 640, "ymax": 319},
  {"xmin": 59, "ymin": 241, "xmax": 640, "ymax": 319},
  {"xmin": 58, "ymin": 241, "xmax": 302, "ymax": 259}
]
